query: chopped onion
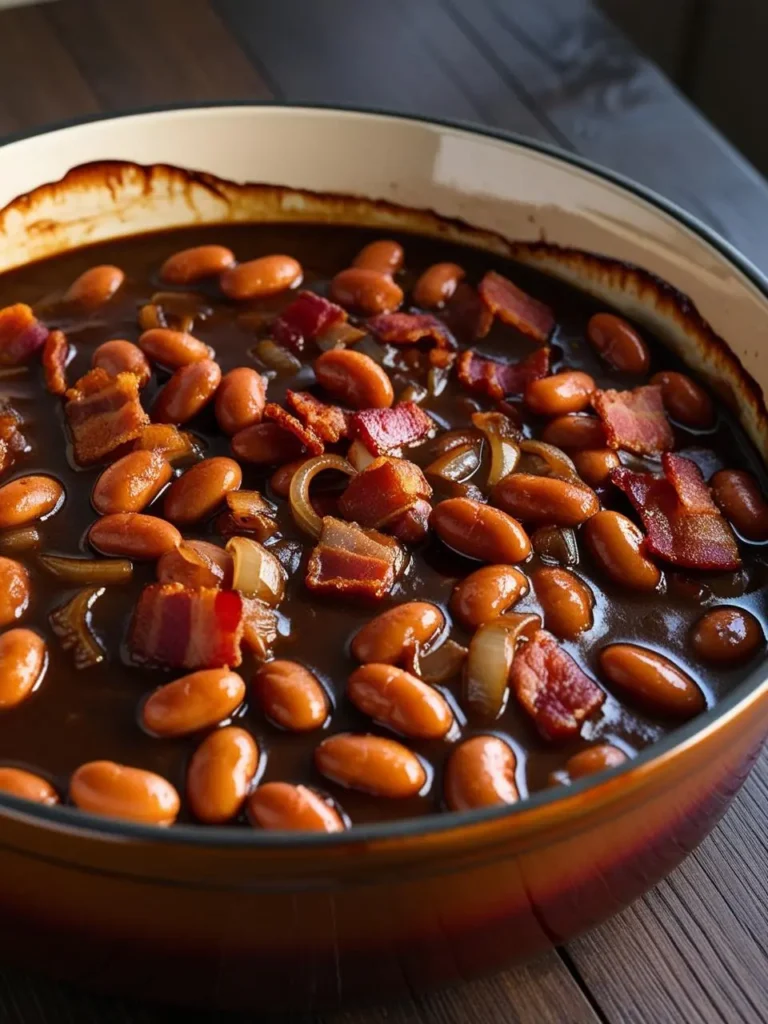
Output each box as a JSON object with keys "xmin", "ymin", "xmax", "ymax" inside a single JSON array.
[
  {"xmin": 420, "ymin": 639, "xmax": 468, "ymax": 684},
  {"xmin": 398, "ymin": 383, "xmax": 429, "ymax": 405},
  {"xmin": 49, "ymin": 587, "xmax": 105, "ymax": 669},
  {"xmin": 464, "ymin": 612, "xmax": 541, "ymax": 719},
  {"xmin": 289, "ymin": 453, "xmax": 357, "ymax": 538},
  {"xmin": 39, "ymin": 554, "xmax": 133, "ymax": 585},
  {"xmin": 472, "ymin": 411, "xmax": 521, "ymax": 487},
  {"xmin": 241, "ymin": 596, "xmax": 278, "ymax": 659},
  {"xmin": 226, "ymin": 537, "xmax": 286, "ymax": 606},
  {"xmin": 425, "ymin": 441, "xmax": 482, "ymax": 483},
  {"xmin": 138, "ymin": 303, "xmax": 164, "ymax": 331},
  {"xmin": 427, "ymin": 366, "xmax": 449, "ymax": 397},
  {"xmin": 531, "ymin": 525, "xmax": 579, "ymax": 566},
  {"xmin": 0, "ymin": 526, "xmax": 40, "ymax": 555},
  {"xmin": 253, "ymin": 338, "xmax": 301, "ymax": 374},
  {"xmin": 347, "ymin": 439, "xmax": 376, "ymax": 471},
  {"xmin": 518, "ymin": 440, "xmax": 579, "ymax": 482},
  {"xmin": 315, "ymin": 322, "xmax": 366, "ymax": 350}
]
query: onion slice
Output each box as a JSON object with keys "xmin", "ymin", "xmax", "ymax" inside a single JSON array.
[
  {"xmin": 49, "ymin": 587, "xmax": 106, "ymax": 669},
  {"xmin": 253, "ymin": 339, "xmax": 301, "ymax": 374},
  {"xmin": 472, "ymin": 411, "xmax": 521, "ymax": 487},
  {"xmin": 347, "ymin": 439, "xmax": 376, "ymax": 472},
  {"xmin": 0, "ymin": 526, "xmax": 40, "ymax": 555},
  {"xmin": 464, "ymin": 612, "xmax": 541, "ymax": 719},
  {"xmin": 425, "ymin": 441, "xmax": 482, "ymax": 484},
  {"xmin": 289, "ymin": 453, "xmax": 357, "ymax": 538},
  {"xmin": 518, "ymin": 440, "xmax": 579, "ymax": 482},
  {"xmin": 420, "ymin": 639, "xmax": 468, "ymax": 684},
  {"xmin": 38, "ymin": 555, "xmax": 132, "ymax": 585},
  {"xmin": 315, "ymin": 322, "xmax": 366, "ymax": 350},
  {"xmin": 226, "ymin": 537, "xmax": 286, "ymax": 606}
]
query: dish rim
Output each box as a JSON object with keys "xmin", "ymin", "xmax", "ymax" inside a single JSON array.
[{"xmin": 0, "ymin": 100, "xmax": 765, "ymax": 851}]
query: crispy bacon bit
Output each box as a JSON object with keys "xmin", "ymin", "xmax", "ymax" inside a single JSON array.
[
  {"xmin": 272, "ymin": 291, "xmax": 347, "ymax": 352},
  {"xmin": 428, "ymin": 348, "xmax": 456, "ymax": 370},
  {"xmin": 339, "ymin": 457, "xmax": 432, "ymax": 540},
  {"xmin": 592, "ymin": 384, "xmax": 673, "ymax": 456},
  {"xmin": 241, "ymin": 596, "xmax": 278, "ymax": 660},
  {"xmin": 263, "ymin": 402, "xmax": 325, "ymax": 456},
  {"xmin": 350, "ymin": 402, "xmax": 434, "ymax": 456},
  {"xmin": 65, "ymin": 369, "xmax": 149, "ymax": 465},
  {"xmin": 41, "ymin": 330, "xmax": 70, "ymax": 396},
  {"xmin": 444, "ymin": 282, "xmax": 493, "ymax": 341},
  {"xmin": 367, "ymin": 312, "xmax": 455, "ymax": 350},
  {"xmin": 0, "ymin": 408, "xmax": 27, "ymax": 477},
  {"xmin": 0, "ymin": 303, "xmax": 49, "ymax": 365},
  {"xmin": 478, "ymin": 271, "xmax": 555, "ymax": 342},
  {"xmin": 511, "ymin": 629, "xmax": 605, "ymax": 741},
  {"xmin": 611, "ymin": 455, "xmax": 741, "ymax": 570},
  {"xmin": 133, "ymin": 423, "xmax": 197, "ymax": 463},
  {"xmin": 378, "ymin": 498, "xmax": 432, "ymax": 544},
  {"xmin": 457, "ymin": 346, "xmax": 550, "ymax": 401},
  {"xmin": 218, "ymin": 490, "xmax": 280, "ymax": 542},
  {"xmin": 286, "ymin": 390, "xmax": 350, "ymax": 443},
  {"xmin": 130, "ymin": 583, "xmax": 244, "ymax": 669},
  {"xmin": 305, "ymin": 516, "xmax": 405, "ymax": 601}
]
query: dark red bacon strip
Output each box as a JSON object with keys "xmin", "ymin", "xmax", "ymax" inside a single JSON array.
[
  {"xmin": 350, "ymin": 402, "xmax": 434, "ymax": 456},
  {"xmin": 339, "ymin": 457, "xmax": 432, "ymax": 538},
  {"xmin": 611, "ymin": 454, "xmax": 741, "ymax": 570},
  {"xmin": 367, "ymin": 312, "xmax": 454, "ymax": 349},
  {"xmin": 456, "ymin": 346, "xmax": 550, "ymax": 401},
  {"xmin": 263, "ymin": 402, "xmax": 325, "ymax": 456},
  {"xmin": 65, "ymin": 368, "xmax": 149, "ymax": 465},
  {"xmin": 511, "ymin": 629, "xmax": 605, "ymax": 741},
  {"xmin": 42, "ymin": 329, "xmax": 70, "ymax": 396},
  {"xmin": 272, "ymin": 291, "xmax": 347, "ymax": 351},
  {"xmin": 130, "ymin": 583, "xmax": 244, "ymax": 669},
  {"xmin": 0, "ymin": 303, "xmax": 49, "ymax": 365},
  {"xmin": 305, "ymin": 516, "xmax": 404, "ymax": 600},
  {"xmin": 478, "ymin": 271, "xmax": 556, "ymax": 342},
  {"xmin": 286, "ymin": 390, "xmax": 350, "ymax": 443},
  {"xmin": 592, "ymin": 384, "xmax": 673, "ymax": 456}
]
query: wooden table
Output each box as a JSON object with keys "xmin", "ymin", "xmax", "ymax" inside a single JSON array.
[{"xmin": 0, "ymin": 1, "xmax": 766, "ymax": 1021}]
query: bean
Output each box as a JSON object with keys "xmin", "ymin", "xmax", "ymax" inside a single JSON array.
[
  {"xmin": 599, "ymin": 644, "xmax": 705, "ymax": 719},
  {"xmin": 583, "ymin": 510, "xmax": 662, "ymax": 591},
  {"xmin": 157, "ymin": 539, "xmax": 233, "ymax": 589},
  {"xmin": 352, "ymin": 239, "xmax": 404, "ymax": 276},
  {"xmin": 450, "ymin": 565, "xmax": 528, "ymax": 631},
  {"xmin": 153, "ymin": 358, "xmax": 222, "ymax": 425},
  {"xmin": 92, "ymin": 450, "xmax": 172, "ymax": 515},
  {"xmin": 710, "ymin": 469, "xmax": 768, "ymax": 541},
  {"xmin": 270, "ymin": 457, "xmax": 311, "ymax": 498},
  {"xmin": 92, "ymin": 339, "xmax": 151, "ymax": 386},
  {"xmin": 557, "ymin": 744, "xmax": 628, "ymax": 783},
  {"xmin": 163, "ymin": 457, "xmax": 242, "ymax": 525},
  {"xmin": 139, "ymin": 327, "xmax": 210, "ymax": 369},
  {"xmin": 444, "ymin": 735, "xmax": 518, "ymax": 811},
  {"xmin": 572, "ymin": 448, "xmax": 621, "ymax": 488},
  {"xmin": 232, "ymin": 422, "xmax": 305, "ymax": 465},
  {"xmin": 351, "ymin": 602, "xmax": 445, "ymax": 665},
  {"xmin": 690, "ymin": 607, "xmax": 764, "ymax": 665},
  {"xmin": 348, "ymin": 663, "xmax": 453, "ymax": 739},
  {"xmin": 315, "ymin": 733, "xmax": 426, "ymax": 798},
  {"xmin": 0, "ymin": 557, "xmax": 29, "ymax": 627},
  {"xmin": 247, "ymin": 782, "xmax": 345, "ymax": 832},
  {"xmin": 254, "ymin": 660, "xmax": 330, "ymax": 732},
  {"xmin": 431, "ymin": 497, "xmax": 531, "ymax": 563},
  {"xmin": 524, "ymin": 371, "xmax": 596, "ymax": 416},
  {"xmin": 63, "ymin": 265, "xmax": 124, "ymax": 308},
  {"xmin": 187, "ymin": 726, "xmax": 258, "ymax": 824},
  {"xmin": 142, "ymin": 668, "xmax": 246, "ymax": 737},
  {"xmin": 587, "ymin": 313, "xmax": 650, "ymax": 373},
  {"xmin": 215, "ymin": 367, "xmax": 267, "ymax": 435},
  {"xmin": 0, "ymin": 475, "xmax": 63, "ymax": 528},
  {"xmin": 220, "ymin": 255, "xmax": 302, "ymax": 300},
  {"xmin": 160, "ymin": 244, "xmax": 235, "ymax": 285},
  {"xmin": 413, "ymin": 263, "xmax": 465, "ymax": 308},
  {"xmin": 314, "ymin": 349, "xmax": 394, "ymax": 409},
  {"xmin": 89, "ymin": 513, "xmax": 181, "ymax": 560},
  {"xmin": 651, "ymin": 370, "xmax": 714, "ymax": 429},
  {"xmin": 70, "ymin": 761, "xmax": 179, "ymax": 825},
  {"xmin": 492, "ymin": 474, "xmax": 599, "ymax": 527},
  {"xmin": 541, "ymin": 414, "xmax": 606, "ymax": 450},
  {"xmin": 329, "ymin": 267, "xmax": 403, "ymax": 315},
  {"xmin": 0, "ymin": 768, "xmax": 58, "ymax": 805},
  {"xmin": 0, "ymin": 629, "xmax": 46, "ymax": 708},
  {"xmin": 531, "ymin": 567, "xmax": 593, "ymax": 640}
]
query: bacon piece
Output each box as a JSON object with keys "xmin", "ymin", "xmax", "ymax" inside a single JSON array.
[
  {"xmin": 456, "ymin": 346, "xmax": 550, "ymax": 401},
  {"xmin": 445, "ymin": 282, "xmax": 494, "ymax": 341},
  {"xmin": 241, "ymin": 596, "xmax": 278, "ymax": 659},
  {"xmin": 350, "ymin": 402, "xmax": 434, "ymax": 456},
  {"xmin": 511, "ymin": 629, "xmax": 605, "ymax": 741},
  {"xmin": 65, "ymin": 369, "xmax": 149, "ymax": 465},
  {"xmin": 377, "ymin": 498, "xmax": 432, "ymax": 544},
  {"xmin": 339, "ymin": 457, "xmax": 432, "ymax": 539},
  {"xmin": 592, "ymin": 384, "xmax": 673, "ymax": 456},
  {"xmin": 611, "ymin": 455, "xmax": 740, "ymax": 570},
  {"xmin": 286, "ymin": 390, "xmax": 350, "ymax": 443},
  {"xmin": 305, "ymin": 516, "xmax": 405, "ymax": 601},
  {"xmin": 367, "ymin": 312, "xmax": 454, "ymax": 350},
  {"xmin": 41, "ymin": 330, "xmax": 70, "ymax": 396},
  {"xmin": 130, "ymin": 583, "xmax": 243, "ymax": 669},
  {"xmin": 263, "ymin": 402, "xmax": 324, "ymax": 456},
  {"xmin": 478, "ymin": 271, "xmax": 555, "ymax": 342},
  {"xmin": 133, "ymin": 423, "xmax": 196, "ymax": 462},
  {"xmin": 272, "ymin": 291, "xmax": 347, "ymax": 351},
  {"xmin": 0, "ymin": 303, "xmax": 49, "ymax": 365},
  {"xmin": 0, "ymin": 408, "xmax": 27, "ymax": 477}
]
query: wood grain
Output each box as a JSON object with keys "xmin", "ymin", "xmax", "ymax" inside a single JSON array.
[{"xmin": 0, "ymin": 1, "xmax": 766, "ymax": 1021}]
